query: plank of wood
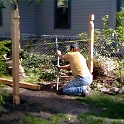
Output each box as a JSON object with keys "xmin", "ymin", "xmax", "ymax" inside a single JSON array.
[
  {"xmin": 0, "ymin": 78, "xmax": 13, "ymax": 85},
  {"xmin": 0, "ymin": 78, "xmax": 41, "ymax": 91}
]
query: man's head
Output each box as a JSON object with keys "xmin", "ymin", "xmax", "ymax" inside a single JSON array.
[{"xmin": 70, "ymin": 44, "xmax": 79, "ymax": 51}]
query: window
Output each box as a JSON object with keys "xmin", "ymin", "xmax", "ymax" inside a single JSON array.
[
  {"xmin": 0, "ymin": 9, "xmax": 3, "ymax": 26},
  {"xmin": 54, "ymin": 0, "xmax": 71, "ymax": 29}
]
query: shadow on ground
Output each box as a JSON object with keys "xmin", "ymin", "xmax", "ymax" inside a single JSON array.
[{"xmin": 0, "ymin": 85, "xmax": 89, "ymax": 124}]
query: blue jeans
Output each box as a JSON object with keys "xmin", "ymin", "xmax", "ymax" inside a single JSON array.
[{"xmin": 63, "ymin": 75, "xmax": 92, "ymax": 95}]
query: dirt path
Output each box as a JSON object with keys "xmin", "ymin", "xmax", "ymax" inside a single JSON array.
[{"xmin": 0, "ymin": 85, "xmax": 90, "ymax": 124}]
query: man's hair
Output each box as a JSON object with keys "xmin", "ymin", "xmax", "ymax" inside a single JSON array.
[
  {"xmin": 70, "ymin": 44, "xmax": 78, "ymax": 48},
  {"xmin": 70, "ymin": 44, "xmax": 79, "ymax": 51}
]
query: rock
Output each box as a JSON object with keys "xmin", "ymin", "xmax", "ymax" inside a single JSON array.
[
  {"xmin": 2, "ymin": 54, "xmax": 26, "ymax": 77},
  {"xmin": 97, "ymin": 83, "xmax": 103, "ymax": 89},
  {"xmin": 0, "ymin": 105, "xmax": 8, "ymax": 113},
  {"xmin": 109, "ymin": 87, "xmax": 119, "ymax": 93},
  {"xmin": 100, "ymin": 88, "xmax": 109, "ymax": 93},
  {"xmin": 116, "ymin": 77, "xmax": 124, "ymax": 84},
  {"xmin": 101, "ymin": 87, "xmax": 118, "ymax": 95},
  {"xmin": 119, "ymin": 46, "xmax": 124, "ymax": 55},
  {"xmin": 118, "ymin": 87, "xmax": 124, "ymax": 94}
]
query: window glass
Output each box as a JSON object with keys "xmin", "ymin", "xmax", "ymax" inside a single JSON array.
[
  {"xmin": 55, "ymin": 0, "xmax": 71, "ymax": 29},
  {"xmin": 0, "ymin": 9, "xmax": 3, "ymax": 26}
]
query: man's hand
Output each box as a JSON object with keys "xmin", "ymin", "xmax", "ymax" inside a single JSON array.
[
  {"xmin": 56, "ymin": 65, "xmax": 61, "ymax": 70},
  {"xmin": 56, "ymin": 50, "xmax": 61, "ymax": 56}
]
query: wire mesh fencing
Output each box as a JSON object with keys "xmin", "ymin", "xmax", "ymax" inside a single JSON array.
[
  {"xmin": 20, "ymin": 35, "xmax": 89, "ymax": 73},
  {"xmin": 19, "ymin": 34, "xmax": 124, "ymax": 78},
  {"xmin": 20, "ymin": 34, "xmax": 124, "ymax": 59},
  {"xmin": 20, "ymin": 35, "xmax": 86, "ymax": 79},
  {"xmin": 0, "ymin": 33, "xmax": 124, "ymax": 80},
  {"xmin": 21, "ymin": 35, "xmax": 81, "ymax": 53}
]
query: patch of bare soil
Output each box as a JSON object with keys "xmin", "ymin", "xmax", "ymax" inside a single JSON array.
[
  {"xmin": 0, "ymin": 82, "xmax": 90, "ymax": 124},
  {"xmin": 1, "ymin": 75, "xmax": 123, "ymax": 124}
]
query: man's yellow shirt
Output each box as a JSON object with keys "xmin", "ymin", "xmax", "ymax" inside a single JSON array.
[{"xmin": 63, "ymin": 51, "xmax": 91, "ymax": 78}]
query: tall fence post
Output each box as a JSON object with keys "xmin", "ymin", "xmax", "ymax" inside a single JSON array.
[
  {"xmin": 88, "ymin": 14, "xmax": 94, "ymax": 74},
  {"xmin": 12, "ymin": 4, "xmax": 20, "ymax": 105}
]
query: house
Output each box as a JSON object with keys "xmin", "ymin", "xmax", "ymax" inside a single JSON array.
[{"xmin": 0, "ymin": 0, "xmax": 123, "ymax": 39}]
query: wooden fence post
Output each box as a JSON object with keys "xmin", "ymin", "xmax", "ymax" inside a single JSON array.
[
  {"xmin": 88, "ymin": 14, "xmax": 94, "ymax": 74},
  {"xmin": 12, "ymin": 4, "xmax": 20, "ymax": 105}
]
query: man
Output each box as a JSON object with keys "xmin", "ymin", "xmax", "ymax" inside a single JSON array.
[{"xmin": 56, "ymin": 43, "xmax": 92, "ymax": 96}]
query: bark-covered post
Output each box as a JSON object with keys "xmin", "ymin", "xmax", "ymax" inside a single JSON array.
[
  {"xmin": 12, "ymin": 3, "xmax": 20, "ymax": 105},
  {"xmin": 88, "ymin": 14, "xmax": 94, "ymax": 74}
]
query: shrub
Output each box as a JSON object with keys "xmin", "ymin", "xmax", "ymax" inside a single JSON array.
[
  {"xmin": 78, "ymin": 9, "xmax": 124, "ymax": 79},
  {"xmin": 0, "ymin": 40, "xmax": 12, "ymax": 75},
  {"xmin": 20, "ymin": 50, "xmax": 57, "ymax": 81}
]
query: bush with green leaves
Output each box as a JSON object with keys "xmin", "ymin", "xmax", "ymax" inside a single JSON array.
[
  {"xmin": 0, "ymin": 40, "xmax": 12, "ymax": 76},
  {"xmin": 20, "ymin": 50, "xmax": 57, "ymax": 81},
  {"xmin": 39, "ymin": 68, "xmax": 56, "ymax": 81},
  {"xmin": 0, "ymin": 82, "xmax": 5, "ymax": 105},
  {"xmin": 78, "ymin": 9, "xmax": 124, "ymax": 78},
  {"xmin": 115, "ymin": 7, "xmax": 124, "ymax": 46},
  {"xmin": 78, "ymin": 8, "xmax": 124, "ymax": 57},
  {"xmin": 0, "ymin": 40, "xmax": 12, "ymax": 107}
]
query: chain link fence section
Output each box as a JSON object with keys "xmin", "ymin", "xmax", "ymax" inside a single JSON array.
[
  {"xmin": 19, "ymin": 35, "xmax": 89, "ymax": 78},
  {"xmin": 94, "ymin": 37, "xmax": 124, "ymax": 60},
  {"xmin": 20, "ymin": 34, "xmax": 124, "ymax": 77},
  {"xmin": 19, "ymin": 34, "xmax": 124, "ymax": 60},
  {"xmin": 93, "ymin": 34, "xmax": 124, "ymax": 77},
  {"xmin": 20, "ymin": 34, "xmax": 88, "ymax": 56},
  {"xmin": 0, "ymin": 33, "xmax": 123, "ymax": 61},
  {"xmin": 0, "ymin": 33, "xmax": 123, "ymax": 78}
]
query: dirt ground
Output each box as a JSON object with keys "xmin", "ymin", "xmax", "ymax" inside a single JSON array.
[
  {"xmin": 1, "ymin": 75, "xmax": 123, "ymax": 124},
  {"xmin": 0, "ymin": 82, "xmax": 90, "ymax": 124}
]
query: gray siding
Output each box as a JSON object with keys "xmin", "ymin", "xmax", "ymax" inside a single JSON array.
[
  {"xmin": 0, "ymin": 1, "xmax": 36, "ymax": 38},
  {"xmin": 0, "ymin": 0, "xmax": 117, "ymax": 37},
  {"xmin": 0, "ymin": 2, "xmax": 11, "ymax": 38},
  {"xmin": 122, "ymin": 0, "xmax": 124, "ymax": 7},
  {"xmin": 18, "ymin": 0, "xmax": 36, "ymax": 35},
  {"xmin": 36, "ymin": 1, "xmax": 54, "ymax": 35},
  {"xmin": 36, "ymin": 0, "xmax": 116, "ymax": 35}
]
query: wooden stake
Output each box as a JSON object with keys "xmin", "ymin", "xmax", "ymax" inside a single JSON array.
[
  {"xmin": 88, "ymin": 14, "xmax": 94, "ymax": 74},
  {"xmin": 56, "ymin": 56, "xmax": 60, "ymax": 90},
  {"xmin": 56, "ymin": 37, "xmax": 59, "ymax": 90},
  {"xmin": 12, "ymin": 5, "xmax": 20, "ymax": 105}
]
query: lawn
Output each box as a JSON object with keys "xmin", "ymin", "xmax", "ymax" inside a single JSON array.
[{"xmin": 22, "ymin": 91, "xmax": 124, "ymax": 124}]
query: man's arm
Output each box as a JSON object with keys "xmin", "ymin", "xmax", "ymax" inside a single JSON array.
[
  {"xmin": 56, "ymin": 64, "xmax": 71, "ymax": 70},
  {"xmin": 56, "ymin": 50, "xmax": 71, "ymax": 70},
  {"xmin": 56, "ymin": 50, "xmax": 65, "ymax": 60}
]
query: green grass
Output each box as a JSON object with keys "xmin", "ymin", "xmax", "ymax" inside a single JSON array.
[
  {"xmin": 77, "ymin": 91, "xmax": 124, "ymax": 124},
  {"xmin": 20, "ymin": 75, "xmax": 40, "ymax": 83},
  {"xmin": 23, "ymin": 91, "xmax": 124, "ymax": 124},
  {"xmin": 23, "ymin": 113, "xmax": 68, "ymax": 124}
]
